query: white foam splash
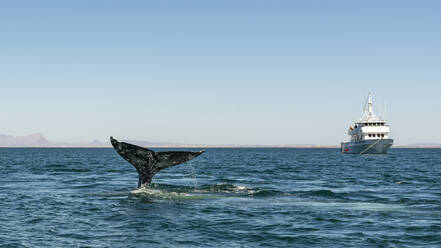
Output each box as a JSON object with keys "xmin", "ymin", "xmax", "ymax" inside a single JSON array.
[{"xmin": 129, "ymin": 187, "xmax": 207, "ymax": 200}]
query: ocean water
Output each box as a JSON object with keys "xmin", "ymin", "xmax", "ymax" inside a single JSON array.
[{"xmin": 1, "ymin": 148, "xmax": 440, "ymax": 247}]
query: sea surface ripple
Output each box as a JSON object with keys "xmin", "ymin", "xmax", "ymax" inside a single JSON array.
[{"xmin": 1, "ymin": 148, "xmax": 440, "ymax": 247}]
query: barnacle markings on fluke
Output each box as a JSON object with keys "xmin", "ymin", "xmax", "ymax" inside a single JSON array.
[{"xmin": 110, "ymin": 137, "xmax": 205, "ymax": 188}]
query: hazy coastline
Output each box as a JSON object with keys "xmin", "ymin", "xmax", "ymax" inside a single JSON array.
[{"xmin": 1, "ymin": 133, "xmax": 439, "ymax": 148}]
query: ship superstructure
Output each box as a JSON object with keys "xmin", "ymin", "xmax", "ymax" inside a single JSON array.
[{"xmin": 341, "ymin": 93, "xmax": 393, "ymax": 154}]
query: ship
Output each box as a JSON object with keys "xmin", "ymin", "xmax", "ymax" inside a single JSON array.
[{"xmin": 341, "ymin": 93, "xmax": 393, "ymax": 154}]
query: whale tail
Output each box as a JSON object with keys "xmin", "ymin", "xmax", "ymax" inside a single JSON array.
[{"xmin": 110, "ymin": 137, "xmax": 205, "ymax": 188}]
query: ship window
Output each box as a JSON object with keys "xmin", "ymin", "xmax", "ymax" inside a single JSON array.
[
  {"xmin": 381, "ymin": 134, "xmax": 384, "ymax": 137},
  {"xmin": 368, "ymin": 134, "xmax": 371, "ymax": 137}
]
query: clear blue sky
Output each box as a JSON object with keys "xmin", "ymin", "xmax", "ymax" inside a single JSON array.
[{"xmin": 1, "ymin": 0, "xmax": 440, "ymax": 145}]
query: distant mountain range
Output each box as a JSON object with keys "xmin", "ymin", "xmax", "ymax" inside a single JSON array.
[
  {"xmin": 0, "ymin": 133, "xmax": 440, "ymax": 148},
  {"xmin": 0, "ymin": 133, "xmax": 328, "ymax": 148},
  {"xmin": 0, "ymin": 133, "xmax": 110, "ymax": 147},
  {"xmin": 0, "ymin": 133, "xmax": 204, "ymax": 148},
  {"xmin": 394, "ymin": 143, "xmax": 441, "ymax": 148}
]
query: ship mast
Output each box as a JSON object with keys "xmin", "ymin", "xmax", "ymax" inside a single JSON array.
[
  {"xmin": 361, "ymin": 92, "xmax": 379, "ymax": 122},
  {"xmin": 367, "ymin": 93, "xmax": 374, "ymax": 119}
]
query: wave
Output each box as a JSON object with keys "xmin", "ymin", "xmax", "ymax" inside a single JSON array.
[
  {"xmin": 129, "ymin": 188, "xmax": 205, "ymax": 200},
  {"xmin": 192, "ymin": 183, "xmax": 283, "ymax": 198},
  {"xmin": 301, "ymin": 189, "xmax": 340, "ymax": 198},
  {"xmin": 125, "ymin": 183, "xmax": 283, "ymax": 200},
  {"xmin": 289, "ymin": 200, "xmax": 418, "ymax": 213}
]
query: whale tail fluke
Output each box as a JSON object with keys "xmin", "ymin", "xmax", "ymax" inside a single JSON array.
[
  {"xmin": 110, "ymin": 137, "xmax": 205, "ymax": 188},
  {"xmin": 155, "ymin": 150, "xmax": 205, "ymax": 170}
]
